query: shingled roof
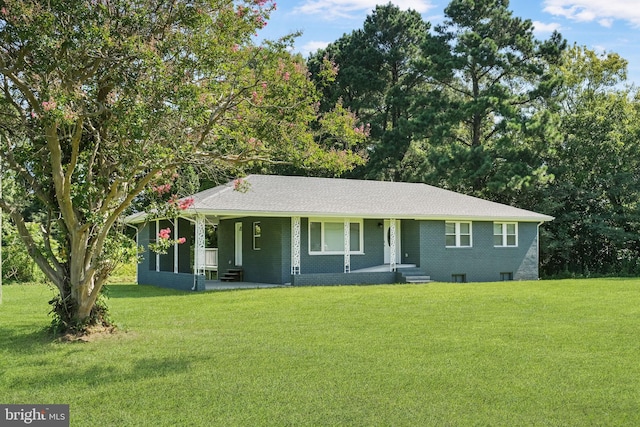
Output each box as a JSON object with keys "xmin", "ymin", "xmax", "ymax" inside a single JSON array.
[{"xmin": 150, "ymin": 174, "xmax": 552, "ymax": 222}]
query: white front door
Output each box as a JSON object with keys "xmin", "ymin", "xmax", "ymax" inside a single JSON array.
[
  {"xmin": 235, "ymin": 222, "xmax": 243, "ymax": 266},
  {"xmin": 383, "ymin": 219, "xmax": 401, "ymax": 264}
]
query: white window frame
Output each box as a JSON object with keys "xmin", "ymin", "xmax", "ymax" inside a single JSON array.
[
  {"xmin": 253, "ymin": 221, "xmax": 262, "ymax": 250},
  {"xmin": 445, "ymin": 221, "xmax": 472, "ymax": 248},
  {"xmin": 308, "ymin": 218, "xmax": 364, "ymax": 255},
  {"xmin": 494, "ymin": 222, "xmax": 518, "ymax": 247}
]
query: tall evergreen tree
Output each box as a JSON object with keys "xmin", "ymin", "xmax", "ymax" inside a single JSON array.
[
  {"xmin": 308, "ymin": 3, "xmax": 429, "ymax": 180},
  {"xmin": 416, "ymin": 0, "xmax": 566, "ymax": 199}
]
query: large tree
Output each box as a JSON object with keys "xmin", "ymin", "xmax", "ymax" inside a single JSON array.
[
  {"xmin": 308, "ymin": 3, "xmax": 429, "ymax": 180},
  {"xmin": 540, "ymin": 46, "xmax": 640, "ymax": 276},
  {"xmin": 416, "ymin": 0, "xmax": 566, "ymax": 199},
  {"xmin": 0, "ymin": 0, "xmax": 364, "ymax": 332}
]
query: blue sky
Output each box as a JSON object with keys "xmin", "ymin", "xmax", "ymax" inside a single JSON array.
[{"xmin": 257, "ymin": 0, "xmax": 640, "ymax": 86}]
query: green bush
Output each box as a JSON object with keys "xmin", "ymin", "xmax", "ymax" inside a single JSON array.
[{"xmin": 1, "ymin": 217, "xmax": 45, "ymax": 283}]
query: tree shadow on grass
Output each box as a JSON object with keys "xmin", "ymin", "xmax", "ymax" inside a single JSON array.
[
  {"xmin": 105, "ymin": 284, "xmax": 191, "ymax": 299},
  {"xmin": 4, "ymin": 356, "xmax": 192, "ymax": 392},
  {"xmin": 0, "ymin": 326, "xmax": 57, "ymax": 356}
]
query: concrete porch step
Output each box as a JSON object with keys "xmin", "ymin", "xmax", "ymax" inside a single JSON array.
[
  {"xmin": 397, "ymin": 267, "xmax": 432, "ymax": 284},
  {"xmin": 405, "ymin": 276, "xmax": 432, "ymax": 283},
  {"xmin": 220, "ymin": 268, "xmax": 244, "ymax": 282}
]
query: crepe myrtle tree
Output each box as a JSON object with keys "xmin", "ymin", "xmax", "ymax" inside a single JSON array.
[{"xmin": 0, "ymin": 0, "xmax": 366, "ymax": 333}]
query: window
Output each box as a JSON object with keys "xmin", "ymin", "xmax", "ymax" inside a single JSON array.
[
  {"xmin": 500, "ymin": 272, "xmax": 513, "ymax": 281},
  {"xmin": 445, "ymin": 222, "xmax": 472, "ymax": 247},
  {"xmin": 494, "ymin": 222, "xmax": 518, "ymax": 247},
  {"xmin": 253, "ymin": 222, "xmax": 261, "ymax": 250},
  {"xmin": 452, "ymin": 274, "xmax": 466, "ymax": 283},
  {"xmin": 309, "ymin": 219, "xmax": 363, "ymax": 254}
]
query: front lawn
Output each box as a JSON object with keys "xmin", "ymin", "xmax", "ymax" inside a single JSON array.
[{"xmin": 1, "ymin": 279, "xmax": 638, "ymax": 426}]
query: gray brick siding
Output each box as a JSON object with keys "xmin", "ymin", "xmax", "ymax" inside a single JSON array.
[
  {"xmin": 419, "ymin": 221, "xmax": 540, "ymax": 282},
  {"xmin": 218, "ymin": 217, "xmax": 291, "ymax": 284},
  {"xmin": 138, "ymin": 216, "xmax": 541, "ymax": 289},
  {"xmin": 291, "ymin": 272, "xmax": 397, "ymax": 286}
]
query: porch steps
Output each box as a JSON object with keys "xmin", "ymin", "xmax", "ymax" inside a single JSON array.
[
  {"xmin": 220, "ymin": 268, "xmax": 244, "ymax": 282},
  {"xmin": 397, "ymin": 267, "xmax": 432, "ymax": 284}
]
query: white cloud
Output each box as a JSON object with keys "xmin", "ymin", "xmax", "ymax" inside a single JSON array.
[
  {"xmin": 293, "ymin": 0, "xmax": 436, "ymax": 20},
  {"xmin": 598, "ymin": 18, "xmax": 613, "ymax": 27},
  {"xmin": 543, "ymin": 0, "xmax": 640, "ymax": 27},
  {"xmin": 532, "ymin": 20, "xmax": 562, "ymax": 36},
  {"xmin": 300, "ymin": 40, "xmax": 331, "ymax": 56}
]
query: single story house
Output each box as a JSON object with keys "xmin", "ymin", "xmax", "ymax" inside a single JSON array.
[{"xmin": 125, "ymin": 174, "xmax": 553, "ymax": 290}]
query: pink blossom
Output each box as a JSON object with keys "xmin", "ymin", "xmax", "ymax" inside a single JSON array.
[
  {"xmin": 1, "ymin": 7, "xmax": 7, "ymax": 15},
  {"xmin": 177, "ymin": 237, "xmax": 186, "ymax": 244},
  {"xmin": 42, "ymin": 100, "xmax": 57, "ymax": 111},
  {"xmin": 283, "ymin": 72, "xmax": 290, "ymax": 81},
  {"xmin": 231, "ymin": 44, "xmax": 239, "ymax": 52},
  {"xmin": 158, "ymin": 228, "xmax": 171, "ymax": 239},
  {"xmin": 177, "ymin": 197, "xmax": 194, "ymax": 210},
  {"xmin": 234, "ymin": 178, "xmax": 245, "ymax": 191},
  {"xmin": 262, "ymin": 82, "xmax": 267, "ymax": 89},
  {"xmin": 152, "ymin": 183, "xmax": 172, "ymax": 195}
]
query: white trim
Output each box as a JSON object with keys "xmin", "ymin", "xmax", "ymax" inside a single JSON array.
[
  {"xmin": 126, "ymin": 210, "xmax": 552, "ymax": 225},
  {"xmin": 445, "ymin": 221, "xmax": 473, "ymax": 248},
  {"xmin": 384, "ymin": 219, "xmax": 402, "ymax": 265},
  {"xmin": 235, "ymin": 222, "xmax": 243, "ymax": 266},
  {"xmin": 155, "ymin": 219, "xmax": 160, "ymax": 272},
  {"xmin": 253, "ymin": 221, "xmax": 262, "ymax": 250},
  {"xmin": 493, "ymin": 222, "xmax": 518, "ymax": 247},
  {"xmin": 291, "ymin": 216, "xmax": 301, "ymax": 275},
  {"xmin": 389, "ymin": 219, "xmax": 397, "ymax": 272},
  {"xmin": 308, "ymin": 218, "xmax": 364, "ymax": 255},
  {"xmin": 194, "ymin": 215, "xmax": 206, "ymax": 276},
  {"xmin": 344, "ymin": 218, "xmax": 351, "ymax": 273},
  {"xmin": 174, "ymin": 218, "xmax": 179, "ymax": 273}
]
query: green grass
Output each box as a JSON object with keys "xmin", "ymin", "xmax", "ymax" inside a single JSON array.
[{"xmin": 1, "ymin": 279, "xmax": 639, "ymax": 426}]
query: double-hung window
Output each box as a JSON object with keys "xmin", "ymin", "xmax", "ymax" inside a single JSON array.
[
  {"xmin": 253, "ymin": 222, "xmax": 262, "ymax": 250},
  {"xmin": 494, "ymin": 222, "xmax": 518, "ymax": 247},
  {"xmin": 309, "ymin": 219, "xmax": 363, "ymax": 254},
  {"xmin": 445, "ymin": 221, "xmax": 472, "ymax": 247}
]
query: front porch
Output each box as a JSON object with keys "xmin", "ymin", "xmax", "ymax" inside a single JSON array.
[{"xmin": 137, "ymin": 215, "xmax": 422, "ymax": 290}]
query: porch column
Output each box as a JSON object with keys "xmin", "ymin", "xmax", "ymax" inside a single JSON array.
[
  {"xmin": 389, "ymin": 219, "xmax": 397, "ymax": 272},
  {"xmin": 343, "ymin": 218, "xmax": 350, "ymax": 273},
  {"xmin": 155, "ymin": 219, "xmax": 160, "ymax": 272},
  {"xmin": 194, "ymin": 215, "xmax": 206, "ymax": 278},
  {"xmin": 173, "ymin": 217, "xmax": 179, "ymax": 274},
  {"xmin": 291, "ymin": 216, "xmax": 301, "ymax": 275}
]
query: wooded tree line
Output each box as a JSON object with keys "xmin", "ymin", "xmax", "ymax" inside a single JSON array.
[{"xmin": 298, "ymin": 1, "xmax": 640, "ymax": 277}]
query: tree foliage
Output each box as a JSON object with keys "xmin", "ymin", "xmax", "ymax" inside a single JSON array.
[
  {"xmin": 305, "ymin": 0, "xmax": 639, "ymax": 277},
  {"xmin": 416, "ymin": 0, "xmax": 566, "ymax": 198},
  {"xmin": 0, "ymin": 0, "xmax": 364, "ymax": 332},
  {"xmin": 541, "ymin": 46, "xmax": 640, "ymax": 276},
  {"xmin": 308, "ymin": 3, "xmax": 428, "ymax": 180}
]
